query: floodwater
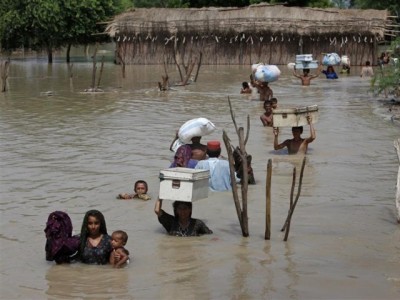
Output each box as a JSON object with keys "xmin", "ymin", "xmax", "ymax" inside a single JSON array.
[{"xmin": 1, "ymin": 50, "xmax": 399, "ymax": 300}]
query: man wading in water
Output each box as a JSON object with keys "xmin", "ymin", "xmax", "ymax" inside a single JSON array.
[{"xmin": 273, "ymin": 115, "xmax": 316, "ymax": 155}]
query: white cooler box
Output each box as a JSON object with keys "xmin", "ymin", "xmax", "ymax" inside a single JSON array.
[
  {"xmin": 295, "ymin": 60, "xmax": 319, "ymax": 69},
  {"xmin": 296, "ymin": 54, "xmax": 313, "ymax": 62},
  {"xmin": 159, "ymin": 168, "xmax": 209, "ymax": 202},
  {"xmin": 273, "ymin": 105, "xmax": 319, "ymax": 127}
]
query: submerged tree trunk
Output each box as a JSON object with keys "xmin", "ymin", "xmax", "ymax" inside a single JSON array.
[
  {"xmin": 47, "ymin": 47, "xmax": 53, "ymax": 64},
  {"xmin": 1, "ymin": 59, "xmax": 10, "ymax": 92},
  {"xmin": 66, "ymin": 44, "xmax": 72, "ymax": 63}
]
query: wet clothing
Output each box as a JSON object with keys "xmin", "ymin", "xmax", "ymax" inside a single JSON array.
[
  {"xmin": 44, "ymin": 211, "xmax": 80, "ymax": 264},
  {"xmin": 81, "ymin": 234, "xmax": 112, "ymax": 264},
  {"xmin": 195, "ymin": 157, "xmax": 232, "ymax": 191},
  {"xmin": 322, "ymin": 70, "xmax": 338, "ymax": 79},
  {"xmin": 170, "ymin": 144, "xmax": 198, "ymax": 168},
  {"xmin": 158, "ymin": 210, "xmax": 212, "ymax": 237}
]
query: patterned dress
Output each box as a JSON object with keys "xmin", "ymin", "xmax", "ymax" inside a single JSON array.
[
  {"xmin": 81, "ymin": 234, "xmax": 112, "ymax": 264},
  {"xmin": 158, "ymin": 210, "xmax": 213, "ymax": 237}
]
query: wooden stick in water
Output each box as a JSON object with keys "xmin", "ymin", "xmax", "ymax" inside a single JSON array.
[
  {"xmin": 265, "ymin": 159, "xmax": 272, "ymax": 240},
  {"xmin": 239, "ymin": 127, "xmax": 249, "ymax": 236},
  {"xmin": 281, "ymin": 156, "xmax": 307, "ymax": 233},
  {"xmin": 97, "ymin": 56, "xmax": 105, "ymax": 88},
  {"xmin": 223, "ymin": 131, "xmax": 243, "ymax": 228},
  {"xmin": 283, "ymin": 167, "xmax": 297, "ymax": 241}
]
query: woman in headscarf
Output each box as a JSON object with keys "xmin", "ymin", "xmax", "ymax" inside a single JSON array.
[{"xmin": 170, "ymin": 144, "xmax": 198, "ymax": 168}]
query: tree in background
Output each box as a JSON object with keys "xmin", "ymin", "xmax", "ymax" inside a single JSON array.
[
  {"xmin": 372, "ymin": 37, "xmax": 400, "ymax": 98},
  {"xmin": 354, "ymin": 0, "xmax": 399, "ymax": 16},
  {"xmin": 0, "ymin": 0, "xmax": 129, "ymax": 63}
]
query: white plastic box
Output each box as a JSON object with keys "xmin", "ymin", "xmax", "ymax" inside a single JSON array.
[
  {"xmin": 295, "ymin": 60, "xmax": 319, "ymax": 69},
  {"xmin": 273, "ymin": 105, "xmax": 319, "ymax": 127},
  {"xmin": 296, "ymin": 54, "xmax": 313, "ymax": 62},
  {"xmin": 159, "ymin": 168, "xmax": 209, "ymax": 202}
]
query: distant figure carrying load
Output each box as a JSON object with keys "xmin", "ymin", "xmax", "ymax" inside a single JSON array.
[
  {"xmin": 322, "ymin": 66, "xmax": 338, "ymax": 79},
  {"xmin": 250, "ymin": 74, "xmax": 273, "ymax": 101},
  {"xmin": 293, "ymin": 67, "xmax": 321, "ymax": 86},
  {"xmin": 273, "ymin": 115, "xmax": 316, "ymax": 155}
]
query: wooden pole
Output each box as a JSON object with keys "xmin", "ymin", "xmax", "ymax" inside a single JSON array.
[
  {"xmin": 193, "ymin": 51, "xmax": 203, "ymax": 82},
  {"xmin": 239, "ymin": 127, "xmax": 249, "ymax": 236},
  {"xmin": 281, "ymin": 156, "xmax": 307, "ymax": 234},
  {"xmin": 265, "ymin": 158, "xmax": 272, "ymax": 240},
  {"xmin": 68, "ymin": 63, "xmax": 74, "ymax": 91},
  {"xmin": 91, "ymin": 44, "xmax": 98, "ymax": 89},
  {"xmin": 283, "ymin": 167, "xmax": 297, "ymax": 241},
  {"xmin": 223, "ymin": 131, "xmax": 243, "ymax": 228},
  {"xmin": 225, "ymin": 96, "xmax": 251, "ymax": 237},
  {"xmin": 394, "ymin": 138, "xmax": 400, "ymax": 224},
  {"xmin": 97, "ymin": 56, "xmax": 105, "ymax": 88},
  {"xmin": 1, "ymin": 59, "xmax": 10, "ymax": 92}
]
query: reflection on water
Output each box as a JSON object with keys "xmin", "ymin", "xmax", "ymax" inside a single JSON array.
[{"xmin": 1, "ymin": 58, "xmax": 399, "ymax": 299}]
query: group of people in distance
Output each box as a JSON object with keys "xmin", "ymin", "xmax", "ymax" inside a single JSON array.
[
  {"xmin": 246, "ymin": 65, "xmax": 317, "ymax": 156},
  {"xmin": 291, "ymin": 59, "xmax": 375, "ymax": 86}
]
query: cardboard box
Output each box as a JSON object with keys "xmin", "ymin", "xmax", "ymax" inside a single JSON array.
[
  {"xmin": 159, "ymin": 168, "xmax": 209, "ymax": 202},
  {"xmin": 273, "ymin": 105, "xmax": 319, "ymax": 127}
]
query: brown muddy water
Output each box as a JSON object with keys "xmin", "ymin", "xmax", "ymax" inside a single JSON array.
[{"xmin": 0, "ymin": 51, "xmax": 399, "ymax": 299}]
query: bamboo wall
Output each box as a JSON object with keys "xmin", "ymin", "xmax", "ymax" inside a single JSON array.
[{"xmin": 114, "ymin": 30, "xmax": 381, "ymax": 66}]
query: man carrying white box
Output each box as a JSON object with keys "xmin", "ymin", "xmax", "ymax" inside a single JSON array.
[{"xmin": 273, "ymin": 115, "xmax": 316, "ymax": 155}]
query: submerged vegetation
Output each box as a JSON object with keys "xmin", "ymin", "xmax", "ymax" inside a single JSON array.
[{"xmin": 372, "ymin": 38, "xmax": 400, "ymax": 98}]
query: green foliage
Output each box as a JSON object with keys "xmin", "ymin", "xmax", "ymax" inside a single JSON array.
[
  {"xmin": 371, "ymin": 38, "xmax": 400, "ymax": 97},
  {"xmin": 133, "ymin": 0, "xmax": 190, "ymax": 7},
  {"xmin": 114, "ymin": 0, "xmax": 134, "ymax": 13},
  {"xmin": 308, "ymin": 0, "xmax": 334, "ymax": 8},
  {"xmin": 354, "ymin": 0, "xmax": 400, "ymax": 15},
  {"xmin": 0, "ymin": 0, "xmax": 119, "ymax": 59}
]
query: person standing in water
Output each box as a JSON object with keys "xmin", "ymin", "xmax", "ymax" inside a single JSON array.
[
  {"xmin": 260, "ymin": 100, "xmax": 274, "ymax": 127},
  {"xmin": 293, "ymin": 67, "xmax": 321, "ymax": 86},
  {"xmin": 360, "ymin": 61, "xmax": 374, "ymax": 78},
  {"xmin": 240, "ymin": 81, "xmax": 252, "ymax": 94},
  {"xmin": 322, "ymin": 66, "xmax": 338, "ymax": 79},
  {"xmin": 250, "ymin": 74, "xmax": 273, "ymax": 101},
  {"xmin": 273, "ymin": 115, "xmax": 316, "ymax": 155}
]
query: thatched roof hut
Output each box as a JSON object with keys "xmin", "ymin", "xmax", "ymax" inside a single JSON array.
[{"xmin": 105, "ymin": 4, "xmax": 396, "ymax": 65}]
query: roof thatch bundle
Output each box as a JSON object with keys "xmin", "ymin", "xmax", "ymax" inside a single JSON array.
[{"xmin": 105, "ymin": 4, "xmax": 396, "ymax": 65}]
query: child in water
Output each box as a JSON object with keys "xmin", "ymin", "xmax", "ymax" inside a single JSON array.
[
  {"xmin": 117, "ymin": 180, "xmax": 151, "ymax": 200},
  {"xmin": 240, "ymin": 81, "xmax": 252, "ymax": 94},
  {"xmin": 260, "ymin": 100, "xmax": 274, "ymax": 127},
  {"xmin": 109, "ymin": 230, "xmax": 130, "ymax": 268}
]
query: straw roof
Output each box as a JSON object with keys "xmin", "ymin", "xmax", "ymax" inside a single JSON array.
[{"xmin": 106, "ymin": 4, "xmax": 391, "ymax": 38}]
